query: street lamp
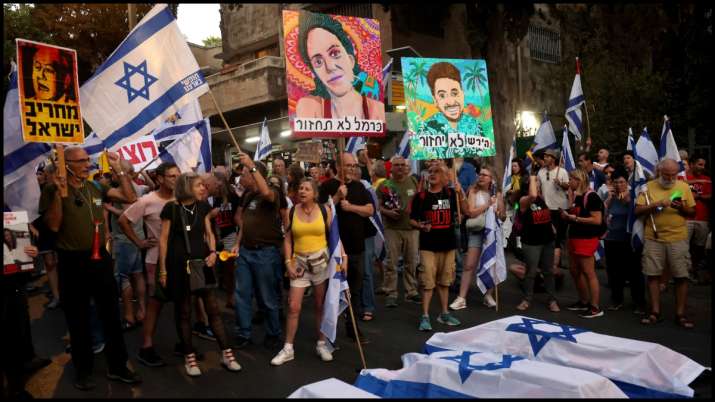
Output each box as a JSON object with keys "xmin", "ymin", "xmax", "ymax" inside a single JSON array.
[{"xmin": 516, "ymin": 110, "xmax": 539, "ymax": 138}]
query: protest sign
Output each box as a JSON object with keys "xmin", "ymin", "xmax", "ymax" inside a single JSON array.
[
  {"xmin": 3, "ymin": 211, "xmax": 35, "ymax": 276},
  {"xmin": 16, "ymin": 39, "xmax": 84, "ymax": 144},
  {"xmin": 116, "ymin": 135, "xmax": 160, "ymax": 171},
  {"xmin": 401, "ymin": 57, "xmax": 495, "ymax": 159},
  {"xmin": 294, "ymin": 141, "xmax": 323, "ymax": 163},
  {"xmin": 283, "ymin": 9, "xmax": 386, "ymax": 138}
]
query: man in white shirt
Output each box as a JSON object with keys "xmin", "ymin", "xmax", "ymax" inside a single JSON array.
[{"xmin": 537, "ymin": 149, "xmax": 570, "ymax": 275}]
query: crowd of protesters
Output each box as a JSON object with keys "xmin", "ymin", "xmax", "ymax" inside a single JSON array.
[{"xmin": 2, "ymin": 141, "xmax": 711, "ymax": 398}]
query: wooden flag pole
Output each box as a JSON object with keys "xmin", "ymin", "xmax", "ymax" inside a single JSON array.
[
  {"xmin": 55, "ymin": 144, "xmax": 68, "ymax": 198},
  {"xmin": 208, "ymin": 90, "xmax": 243, "ymax": 154}
]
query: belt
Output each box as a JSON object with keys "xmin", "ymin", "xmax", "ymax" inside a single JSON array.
[{"xmin": 241, "ymin": 243, "xmax": 276, "ymax": 250}]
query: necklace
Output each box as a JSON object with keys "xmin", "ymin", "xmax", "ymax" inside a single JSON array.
[
  {"xmin": 301, "ymin": 203, "xmax": 315, "ymax": 217},
  {"xmin": 182, "ymin": 203, "xmax": 196, "ymax": 215}
]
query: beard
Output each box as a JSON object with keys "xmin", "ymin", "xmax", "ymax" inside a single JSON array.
[{"xmin": 659, "ymin": 177, "xmax": 675, "ymax": 189}]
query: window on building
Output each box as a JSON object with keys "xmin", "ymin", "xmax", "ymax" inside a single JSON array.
[{"xmin": 527, "ymin": 24, "xmax": 561, "ymax": 64}]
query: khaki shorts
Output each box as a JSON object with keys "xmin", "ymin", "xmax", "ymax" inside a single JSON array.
[
  {"xmin": 687, "ymin": 221, "xmax": 710, "ymax": 247},
  {"xmin": 419, "ymin": 250, "xmax": 456, "ymax": 290},
  {"xmin": 642, "ymin": 239, "xmax": 691, "ymax": 278},
  {"xmin": 290, "ymin": 249, "xmax": 330, "ymax": 288}
]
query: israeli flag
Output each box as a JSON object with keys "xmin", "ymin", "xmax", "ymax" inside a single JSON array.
[
  {"xmin": 561, "ymin": 125, "xmax": 576, "ymax": 172},
  {"xmin": 502, "ymin": 135, "xmax": 516, "ymax": 194},
  {"xmin": 361, "ymin": 179, "xmax": 386, "ymax": 261},
  {"xmin": 381, "ymin": 58, "xmax": 393, "ymax": 93},
  {"xmin": 475, "ymin": 206, "xmax": 507, "ymax": 294},
  {"xmin": 148, "ymin": 99, "xmax": 204, "ymax": 142},
  {"xmin": 659, "ymin": 116, "xmax": 686, "ymax": 179},
  {"xmin": 80, "ymin": 4, "xmax": 208, "ymax": 150},
  {"xmin": 424, "ymin": 315, "xmax": 707, "ymax": 398},
  {"xmin": 627, "ymin": 156, "xmax": 648, "ymax": 251},
  {"xmin": 254, "ymin": 118, "xmax": 272, "ymax": 161},
  {"xmin": 627, "ymin": 127, "xmax": 636, "ymax": 152},
  {"xmin": 4, "ymin": 62, "xmax": 52, "ymax": 221},
  {"xmin": 396, "ymin": 130, "xmax": 411, "ymax": 158},
  {"xmin": 635, "ymin": 128, "xmax": 658, "ymax": 178},
  {"xmin": 355, "ymin": 350, "xmax": 627, "ymax": 398},
  {"xmin": 289, "ymin": 378, "xmax": 379, "ymax": 399},
  {"xmin": 594, "ymin": 240, "xmax": 605, "ymax": 262},
  {"xmin": 320, "ymin": 198, "xmax": 350, "ymax": 344},
  {"xmin": 157, "ymin": 119, "xmax": 212, "ymax": 173},
  {"xmin": 565, "ymin": 58, "xmax": 585, "ymax": 142},
  {"xmin": 346, "ymin": 136, "xmax": 366, "ymax": 154}
]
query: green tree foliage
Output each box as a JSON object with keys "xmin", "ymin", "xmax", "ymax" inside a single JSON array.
[{"xmin": 201, "ymin": 35, "xmax": 222, "ymax": 47}]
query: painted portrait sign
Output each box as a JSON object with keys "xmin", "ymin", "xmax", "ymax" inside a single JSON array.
[
  {"xmin": 283, "ymin": 10, "xmax": 386, "ymax": 138},
  {"xmin": 401, "ymin": 57, "xmax": 495, "ymax": 160},
  {"xmin": 16, "ymin": 39, "xmax": 84, "ymax": 144}
]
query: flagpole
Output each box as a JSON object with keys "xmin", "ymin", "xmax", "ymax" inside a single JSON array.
[
  {"xmin": 579, "ymin": 57, "xmax": 592, "ymax": 151},
  {"xmin": 208, "ymin": 90, "xmax": 243, "ymax": 154}
]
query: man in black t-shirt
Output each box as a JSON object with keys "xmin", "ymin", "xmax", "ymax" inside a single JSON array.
[{"xmin": 318, "ymin": 152, "xmax": 374, "ymax": 343}]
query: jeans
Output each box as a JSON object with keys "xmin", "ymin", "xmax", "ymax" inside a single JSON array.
[
  {"xmin": 113, "ymin": 239, "xmax": 143, "ymax": 291},
  {"xmin": 234, "ymin": 246, "xmax": 282, "ymax": 339},
  {"xmin": 520, "ymin": 241, "xmax": 556, "ymax": 302},
  {"xmin": 361, "ymin": 237, "xmax": 377, "ymax": 314}
]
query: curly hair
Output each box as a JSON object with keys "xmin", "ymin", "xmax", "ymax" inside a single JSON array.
[{"xmin": 298, "ymin": 11, "xmax": 364, "ymax": 99}]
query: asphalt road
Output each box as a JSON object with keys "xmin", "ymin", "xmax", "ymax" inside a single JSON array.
[{"xmin": 24, "ymin": 253, "xmax": 712, "ymax": 398}]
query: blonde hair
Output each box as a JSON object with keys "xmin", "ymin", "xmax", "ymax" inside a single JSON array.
[{"xmin": 569, "ymin": 168, "xmax": 590, "ymax": 193}]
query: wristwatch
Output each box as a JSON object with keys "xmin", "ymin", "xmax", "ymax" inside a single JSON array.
[{"xmin": 118, "ymin": 170, "xmax": 126, "ymax": 176}]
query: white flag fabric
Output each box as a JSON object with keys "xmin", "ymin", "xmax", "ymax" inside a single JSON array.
[
  {"xmin": 395, "ymin": 130, "xmax": 411, "ymax": 159},
  {"xmin": 561, "ymin": 126, "xmax": 576, "ymax": 172},
  {"xmin": 158, "ymin": 118, "xmax": 212, "ymax": 173},
  {"xmin": 565, "ymin": 60, "xmax": 585, "ymax": 141},
  {"xmin": 659, "ymin": 116, "xmax": 686, "ymax": 179},
  {"xmin": 627, "ymin": 127, "xmax": 636, "ymax": 152},
  {"xmin": 532, "ymin": 112, "xmax": 557, "ymax": 154},
  {"xmin": 502, "ymin": 136, "xmax": 516, "ymax": 194},
  {"xmin": 475, "ymin": 206, "xmax": 507, "ymax": 294},
  {"xmin": 346, "ymin": 136, "xmax": 366, "ymax": 154},
  {"xmin": 361, "ymin": 179, "xmax": 386, "ymax": 262},
  {"xmin": 80, "ymin": 4, "xmax": 208, "ymax": 150},
  {"xmin": 424, "ymin": 315, "xmax": 707, "ymax": 397},
  {"xmin": 381, "ymin": 58, "xmax": 393, "ymax": 92},
  {"xmin": 320, "ymin": 199, "xmax": 350, "ymax": 344},
  {"xmin": 4, "ymin": 62, "xmax": 52, "ymax": 221},
  {"xmin": 289, "ymin": 378, "xmax": 379, "ymax": 399},
  {"xmin": 354, "ymin": 350, "xmax": 626, "ymax": 398},
  {"xmin": 635, "ymin": 128, "xmax": 658, "ymax": 178},
  {"xmin": 254, "ymin": 118, "xmax": 273, "ymax": 161},
  {"xmin": 626, "ymin": 128, "xmax": 648, "ymax": 250}
]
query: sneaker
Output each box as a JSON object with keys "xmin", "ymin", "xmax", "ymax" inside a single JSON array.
[
  {"xmin": 566, "ymin": 301, "xmax": 590, "ymax": 311},
  {"xmin": 221, "ymin": 348, "xmax": 241, "ymax": 372},
  {"xmin": 315, "ymin": 341, "xmax": 333, "ymax": 362},
  {"xmin": 234, "ymin": 336, "xmax": 252, "ymax": 349},
  {"xmin": 137, "ymin": 347, "xmax": 166, "ymax": 367},
  {"xmin": 385, "ymin": 297, "xmax": 398, "ymax": 308},
  {"xmin": 548, "ymin": 300, "xmax": 561, "ymax": 313},
  {"xmin": 74, "ymin": 374, "xmax": 96, "ymax": 391},
  {"xmin": 92, "ymin": 343, "xmax": 105, "ymax": 355},
  {"xmin": 607, "ymin": 303, "xmax": 623, "ymax": 311},
  {"xmin": 192, "ymin": 323, "xmax": 216, "ymax": 341},
  {"xmin": 579, "ymin": 305, "xmax": 604, "ymax": 319},
  {"xmin": 173, "ymin": 343, "xmax": 204, "ymax": 360},
  {"xmin": 418, "ymin": 315, "xmax": 433, "ymax": 332},
  {"xmin": 483, "ymin": 294, "xmax": 497, "ymax": 308},
  {"xmin": 437, "ymin": 312, "xmax": 461, "ymax": 326},
  {"xmin": 45, "ymin": 298, "xmax": 60, "ymax": 309},
  {"xmin": 449, "ymin": 297, "xmax": 467, "ymax": 311},
  {"xmin": 264, "ymin": 335, "xmax": 282, "ymax": 350},
  {"xmin": 406, "ymin": 293, "xmax": 422, "ymax": 304},
  {"xmin": 184, "ymin": 353, "xmax": 201, "ymax": 377},
  {"xmin": 270, "ymin": 346, "xmax": 294, "ymax": 366},
  {"xmin": 106, "ymin": 366, "xmax": 142, "ymax": 384}
]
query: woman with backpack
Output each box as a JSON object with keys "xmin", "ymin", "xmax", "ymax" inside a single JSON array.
[
  {"xmin": 270, "ymin": 178, "xmax": 343, "ymax": 366},
  {"xmin": 561, "ymin": 168, "xmax": 606, "ymax": 319}
]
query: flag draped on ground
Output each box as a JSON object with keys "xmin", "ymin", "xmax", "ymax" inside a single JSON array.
[
  {"xmin": 254, "ymin": 118, "xmax": 272, "ymax": 161},
  {"xmin": 475, "ymin": 206, "xmax": 507, "ymax": 294},
  {"xmin": 635, "ymin": 128, "xmax": 658, "ymax": 178},
  {"xmin": 79, "ymin": 4, "xmax": 208, "ymax": 150},
  {"xmin": 424, "ymin": 315, "xmax": 706, "ymax": 398},
  {"xmin": 4, "ymin": 62, "xmax": 52, "ymax": 221},
  {"xmin": 320, "ymin": 199, "xmax": 349, "ymax": 344},
  {"xmin": 659, "ymin": 116, "xmax": 686, "ymax": 178},
  {"xmin": 565, "ymin": 58, "xmax": 586, "ymax": 142},
  {"xmin": 354, "ymin": 350, "xmax": 627, "ymax": 398},
  {"xmin": 561, "ymin": 125, "xmax": 576, "ymax": 172},
  {"xmin": 346, "ymin": 136, "xmax": 366, "ymax": 154}
]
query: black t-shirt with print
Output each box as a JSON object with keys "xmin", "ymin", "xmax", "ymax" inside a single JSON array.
[
  {"xmin": 211, "ymin": 193, "xmax": 242, "ymax": 239},
  {"xmin": 410, "ymin": 188, "xmax": 458, "ymax": 252},
  {"xmin": 567, "ymin": 192, "xmax": 605, "ymax": 239},
  {"xmin": 319, "ymin": 178, "xmax": 371, "ymax": 254},
  {"xmin": 519, "ymin": 196, "xmax": 555, "ymax": 245}
]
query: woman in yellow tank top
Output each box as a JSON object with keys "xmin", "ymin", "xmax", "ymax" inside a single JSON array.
[{"xmin": 271, "ymin": 178, "xmax": 345, "ymax": 366}]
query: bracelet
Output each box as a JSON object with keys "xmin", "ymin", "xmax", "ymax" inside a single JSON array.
[
  {"xmin": 159, "ymin": 270, "xmax": 167, "ymax": 277},
  {"xmin": 284, "ymin": 259, "xmax": 292, "ymax": 265}
]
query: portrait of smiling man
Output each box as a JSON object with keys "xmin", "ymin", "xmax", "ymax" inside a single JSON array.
[{"xmin": 420, "ymin": 62, "xmax": 480, "ymax": 136}]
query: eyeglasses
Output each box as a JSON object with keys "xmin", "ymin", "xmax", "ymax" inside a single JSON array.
[
  {"xmin": 344, "ymin": 164, "xmax": 359, "ymax": 169},
  {"xmin": 66, "ymin": 158, "xmax": 91, "ymax": 164},
  {"xmin": 479, "ymin": 173, "xmax": 492, "ymax": 178}
]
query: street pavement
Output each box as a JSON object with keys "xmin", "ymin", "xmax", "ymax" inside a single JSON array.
[{"xmin": 24, "ymin": 253, "xmax": 712, "ymax": 398}]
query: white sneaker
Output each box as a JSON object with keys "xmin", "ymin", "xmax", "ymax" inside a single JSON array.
[
  {"xmin": 449, "ymin": 296, "xmax": 467, "ymax": 311},
  {"xmin": 184, "ymin": 353, "xmax": 201, "ymax": 377},
  {"xmin": 221, "ymin": 349, "xmax": 242, "ymax": 372},
  {"xmin": 270, "ymin": 347, "xmax": 294, "ymax": 366},
  {"xmin": 483, "ymin": 294, "xmax": 497, "ymax": 308},
  {"xmin": 316, "ymin": 341, "xmax": 333, "ymax": 362}
]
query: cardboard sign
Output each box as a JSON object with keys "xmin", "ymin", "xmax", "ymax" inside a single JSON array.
[
  {"xmin": 283, "ymin": 10, "xmax": 386, "ymax": 138},
  {"xmin": 116, "ymin": 136, "xmax": 159, "ymax": 170},
  {"xmin": 294, "ymin": 141, "xmax": 323, "ymax": 163},
  {"xmin": 16, "ymin": 39, "xmax": 84, "ymax": 144},
  {"xmin": 3, "ymin": 211, "xmax": 35, "ymax": 276},
  {"xmin": 401, "ymin": 57, "xmax": 495, "ymax": 160}
]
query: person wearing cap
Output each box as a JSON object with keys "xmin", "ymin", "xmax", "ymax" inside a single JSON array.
[{"xmin": 537, "ymin": 149, "xmax": 570, "ymax": 278}]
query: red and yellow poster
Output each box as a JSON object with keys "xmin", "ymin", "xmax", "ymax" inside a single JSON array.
[
  {"xmin": 16, "ymin": 39, "xmax": 84, "ymax": 144},
  {"xmin": 283, "ymin": 10, "xmax": 386, "ymax": 138}
]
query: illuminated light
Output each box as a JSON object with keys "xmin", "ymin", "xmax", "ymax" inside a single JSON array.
[
  {"xmin": 280, "ymin": 130, "xmax": 292, "ymax": 137},
  {"xmin": 245, "ymin": 136, "xmax": 260, "ymax": 143},
  {"xmin": 395, "ymin": 105, "xmax": 407, "ymax": 110}
]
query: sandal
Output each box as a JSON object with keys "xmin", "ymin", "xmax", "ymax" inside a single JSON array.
[
  {"xmin": 640, "ymin": 312, "xmax": 663, "ymax": 325},
  {"xmin": 122, "ymin": 320, "xmax": 140, "ymax": 331},
  {"xmin": 516, "ymin": 300, "xmax": 530, "ymax": 311},
  {"xmin": 675, "ymin": 315, "xmax": 695, "ymax": 329},
  {"xmin": 360, "ymin": 312, "xmax": 374, "ymax": 322}
]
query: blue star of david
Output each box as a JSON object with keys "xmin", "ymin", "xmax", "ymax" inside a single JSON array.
[
  {"xmin": 440, "ymin": 351, "xmax": 525, "ymax": 383},
  {"xmin": 333, "ymin": 256, "xmax": 347, "ymax": 282},
  {"xmin": 114, "ymin": 60, "xmax": 158, "ymax": 103},
  {"xmin": 505, "ymin": 317, "xmax": 588, "ymax": 356}
]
